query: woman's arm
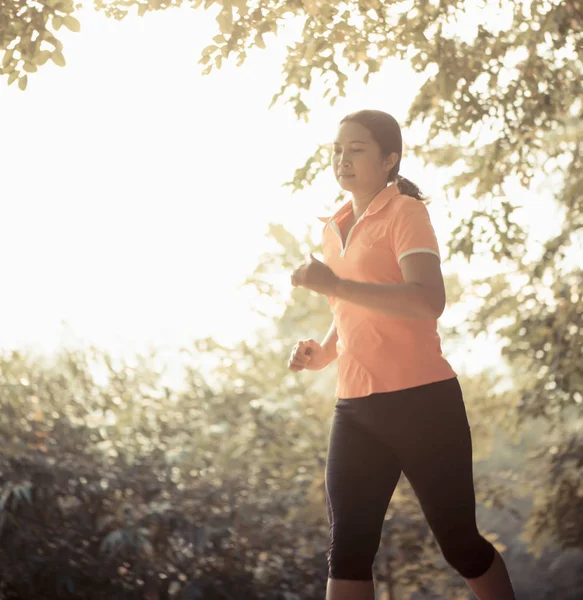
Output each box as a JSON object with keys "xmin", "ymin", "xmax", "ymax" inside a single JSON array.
[
  {"xmin": 333, "ymin": 253, "xmax": 446, "ymax": 320},
  {"xmin": 320, "ymin": 320, "xmax": 338, "ymax": 363}
]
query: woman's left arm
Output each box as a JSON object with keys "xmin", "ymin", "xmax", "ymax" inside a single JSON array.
[{"xmin": 333, "ymin": 253, "xmax": 446, "ymax": 320}]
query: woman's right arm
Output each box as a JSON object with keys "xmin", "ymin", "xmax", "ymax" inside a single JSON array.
[{"xmin": 319, "ymin": 320, "xmax": 338, "ymax": 364}]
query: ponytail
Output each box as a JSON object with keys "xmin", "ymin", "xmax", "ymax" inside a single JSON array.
[{"xmin": 395, "ymin": 175, "xmax": 425, "ymax": 201}]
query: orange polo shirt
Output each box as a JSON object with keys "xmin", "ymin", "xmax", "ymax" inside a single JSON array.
[{"xmin": 318, "ymin": 182, "xmax": 456, "ymax": 399}]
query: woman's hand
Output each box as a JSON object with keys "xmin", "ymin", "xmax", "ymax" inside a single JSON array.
[
  {"xmin": 287, "ymin": 339, "xmax": 330, "ymax": 372},
  {"xmin": 291, "ymin": 254, "xmax": 340, "ymax": 296}
]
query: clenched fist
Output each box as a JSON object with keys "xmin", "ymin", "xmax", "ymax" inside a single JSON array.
[
  {"xmin": 287, "ymin": 339, "xmax": 330, "ymax": 372},
  {"xmin": 291, "ymin": 254, "xmax": 340, "ymax": 297}
]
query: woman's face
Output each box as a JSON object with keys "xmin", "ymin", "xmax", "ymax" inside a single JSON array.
[{"xmin": 332, "ymin": 121, "xmax": 397, "ymax": 195}]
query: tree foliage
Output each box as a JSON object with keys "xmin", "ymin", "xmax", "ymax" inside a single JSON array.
[{"xmin": 2, "ymin": 0, "xmax": 583, "ymax": 594}]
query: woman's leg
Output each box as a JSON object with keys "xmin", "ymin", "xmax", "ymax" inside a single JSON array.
[
  {"xmin": 325, "ymin": 399, "xmax": 402, "ymax": 600},
  {"xmin": 394, "ymin": 378, "xmax": 515, "ymax": 600},
  {"xmin": 464, "ymin": 548, "xmax": 515, "ymax": 600}
]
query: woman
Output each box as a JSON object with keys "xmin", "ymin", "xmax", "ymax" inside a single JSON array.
[{"xmin": 289, "ymin": 110, "xmax": 515, "ymax": 600}]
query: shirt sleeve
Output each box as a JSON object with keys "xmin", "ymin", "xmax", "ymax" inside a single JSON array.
[{"xmin": 391, "ymin": 198, "xmax": 441, "ymax": 264}]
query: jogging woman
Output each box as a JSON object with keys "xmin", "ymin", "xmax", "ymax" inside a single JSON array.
[{"xmin": 289, "ymin": 110, "xmax": 515, "ymax": 600}]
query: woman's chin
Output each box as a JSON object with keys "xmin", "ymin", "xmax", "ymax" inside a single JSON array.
[{"xmin": 337, "ymin": 176, "xmax": 357, "ymax": 191}]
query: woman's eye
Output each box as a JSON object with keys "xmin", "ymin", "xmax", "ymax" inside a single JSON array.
[{"xmin": 334, "ymin": 148, "xmax": 362, "ymax": 154}]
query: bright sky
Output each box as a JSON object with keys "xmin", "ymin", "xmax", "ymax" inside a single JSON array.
[{"xmin": 0, "ymin": 3, "xmax": 569, "ymax": 378}]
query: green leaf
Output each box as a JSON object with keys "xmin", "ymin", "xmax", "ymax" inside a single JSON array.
[
  {"xmin": 18, "ymin": 75, "xmax": 28, "ymax": 91},
  {"xmin": 2, "ymin": 50, "xmax": 14, "ymax": 68},
  {"xmin": 53, "ymin": 15, "xmax": 63, "ymax": 30},
  {"xmin": 217, "ymin": 5, "xmax": 233, "ymax": 35},
  {"xmin": 14, "ymin": 484, "xmax": 32, "ymax": 504},
  {"xmin": 35, "ymin": 51, "xmax": 51, "ymax": 66},
  {"xmin": 51, "ymin": 51, "xmax": 66, "ymax": 67},
  {"xmin": 41, "ymin": 32, "xmax": 64, "ymax": 52},
  {"xmin": 100, "ymin": 529, "xmax": 125, "ymax": 555},
  {"xmin": 140, "ymin": 537, "xmax": 154, "ymax": 557},
  {"xmin": 201, "ymin": 44, "xmax": 217, "ymax": 56},
  {"xmin": 7, "ymin": 71, "xmax": 18, "ymax": 86},
  {"xmin": 137, "ymin": 3, "xmax": 148, "ymax": 17},
  {"xmin": 236, "ymin": 51, "xmax": 246, "ymax": 67},
  {"xmin": 23, "ymin": 63, "xmax": 37, "ymax": 73},
  {"xmin": 0, "ymin": 487, "xmax": 11, "ymax": 510},
  {"xmin": 255, "ymin": 33, "xmax": 265, "ymax": 49},
  {"xmin": 63, "ymin": 15, "xmax": 81, "ymax": 33}
]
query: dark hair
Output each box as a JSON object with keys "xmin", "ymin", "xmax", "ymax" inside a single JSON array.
[{"xmin": 340, "ymin": 109, "xmax": 425, "ymax": 201}]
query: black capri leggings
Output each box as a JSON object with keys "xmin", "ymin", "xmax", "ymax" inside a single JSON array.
[{"xmin": 325, "ymin": 376, "xmax": 495, "ymax": 581}]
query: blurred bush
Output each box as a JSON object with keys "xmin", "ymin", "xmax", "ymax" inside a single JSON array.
[{"xmin": 0, "ymin": 346, "xmax": 330, "ymax": 599}]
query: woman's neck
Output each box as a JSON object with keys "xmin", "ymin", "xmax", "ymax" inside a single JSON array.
[{"xmin": 351, "ymin": 182, "xmax": 390, "ymax": 219}]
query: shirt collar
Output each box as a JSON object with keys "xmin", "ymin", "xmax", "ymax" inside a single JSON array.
[{"xmin": 317, "ymin": 182, "xmax": 400, "ymax": 224}]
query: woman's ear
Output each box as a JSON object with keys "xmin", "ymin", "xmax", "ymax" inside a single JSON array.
[
  {"xmin": 388, "ymin": 152, "xmax": 399, "ymax": 171},
  {"xmin": 383, "ymin": 152, "xmax": 399, "ymax": 176}
]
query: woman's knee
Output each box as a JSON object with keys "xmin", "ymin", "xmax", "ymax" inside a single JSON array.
[
  {"xmin": 328, "ymin": 524, "xmax": 379, "ymax": 580},
  {"xmin": 440, "ymin": 533, "xmax": 496, "ymax": 579}
]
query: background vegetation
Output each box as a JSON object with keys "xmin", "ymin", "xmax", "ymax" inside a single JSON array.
[{"xmin": 1, "ymin": 0, "xmax": 582, "ymax": 598}]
